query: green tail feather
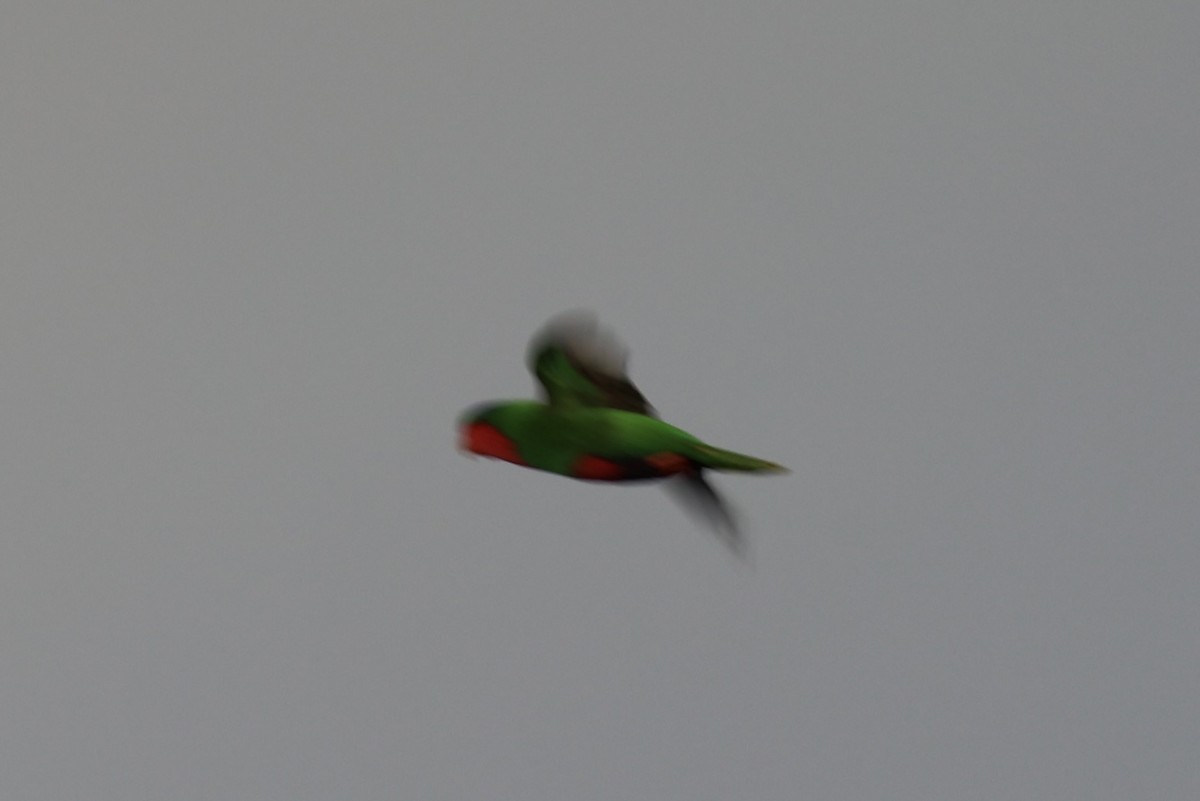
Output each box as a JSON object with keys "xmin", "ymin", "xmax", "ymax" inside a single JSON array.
[{"xmin": 689, "ymin": 444, "xmax": 789, "ymax": 474}]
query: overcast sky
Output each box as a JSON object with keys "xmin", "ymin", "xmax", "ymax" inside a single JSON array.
[{"xmin": 3, "ymin": 3, "xmax": 1198, "ymax": 799}]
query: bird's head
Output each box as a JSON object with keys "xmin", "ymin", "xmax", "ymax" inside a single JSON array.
[{"xmin": 456, "ymin": 403, "xmax": 525, "ymax": 464}]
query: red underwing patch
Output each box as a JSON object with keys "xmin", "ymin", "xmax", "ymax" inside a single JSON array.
[
  {"xmin": 644, "ymin": 452, "xmax": 691, "ymax": 475},
  {"xmin": 571, "ymin": 455, "xmax": 626, "ymax": 480},
  {"xmin": 462, "ymin": 422, "xmax": 527, "ymax": 466}
]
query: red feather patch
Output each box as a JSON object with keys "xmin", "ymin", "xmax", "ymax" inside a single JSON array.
[
  {"xmin": 644, "ymin": 452, "xmax": 691, "ymax": 475},
  {"xmin": 571, "ymin": 455, "xmax": 626, "ymax": 480},
  {"xmin": 461, "ymin": 422, "xmax": 526, "ymax": 466},
  {"xmin": 571, "ymin": 452, "xmax": 694, "ymax": 481}
]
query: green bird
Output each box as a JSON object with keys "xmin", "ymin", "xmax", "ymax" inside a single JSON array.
[{"xmin": 458, "ymin": 311, "xmax": 788, "ymax": 553}]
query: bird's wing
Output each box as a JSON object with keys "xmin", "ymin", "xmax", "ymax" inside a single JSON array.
[
  {"xmin": 526, "ymin": 310, "xmax": 654, "ymax": 414},
  {"xmin": 662, "ymin": 471, "xmax": 747, "ymax": 558}
]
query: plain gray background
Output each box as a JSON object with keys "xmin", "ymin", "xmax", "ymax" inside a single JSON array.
[{"xmin": 3, "ymin": 2, "xmax": 1198, "ymax": 799}]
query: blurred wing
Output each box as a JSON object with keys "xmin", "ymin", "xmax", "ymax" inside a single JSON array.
[
  {"xmin": 526, "ymin": 310, "xmax": 654, "ymax": 413},
  {"xmin": 662, "ymin": 471, "xmax": 747, "ymax": 558}
]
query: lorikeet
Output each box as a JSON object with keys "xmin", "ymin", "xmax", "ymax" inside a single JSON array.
[{"xmin": 458, "ymin": 312, "xmax": 787, "ymax": 553}]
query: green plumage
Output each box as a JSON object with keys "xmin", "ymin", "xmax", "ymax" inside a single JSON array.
[
  {"xmin": 467, "ymin": 401, "xmax": 785, "ymax": 478},
  {"xmin": 459, "ymin": 311, "xmax": 787, "ymax": 553}
]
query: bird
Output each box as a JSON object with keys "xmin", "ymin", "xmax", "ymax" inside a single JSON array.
[{"xmin": 457, "ymin": 311, "xmax": 788, "ymax": 554}]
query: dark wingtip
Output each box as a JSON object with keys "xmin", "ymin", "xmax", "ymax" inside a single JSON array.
[
  {"xmin": 527, "ymin": 309, "xmax": 627, "ymax": 373},
  {"xmin": 663, "ymin": 472, "xmax": 748, "ymax": 558},
  {"xmin": 526, "ymin": 309, "xmax": 593, "ymax": 364}
]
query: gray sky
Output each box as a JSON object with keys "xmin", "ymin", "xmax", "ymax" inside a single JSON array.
[{"xmin": 3, "ymin": 2, "xmax": 1198, "ymax": 799}]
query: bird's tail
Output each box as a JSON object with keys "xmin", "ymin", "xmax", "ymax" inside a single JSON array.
[{"xmin": 688, "ymin": 443, "xmax": 789, "ymax": 474}]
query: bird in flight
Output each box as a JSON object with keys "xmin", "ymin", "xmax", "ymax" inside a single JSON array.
[{"xmin": 458, "ymin": 311, "xmax": 788, "ymax": 554}]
